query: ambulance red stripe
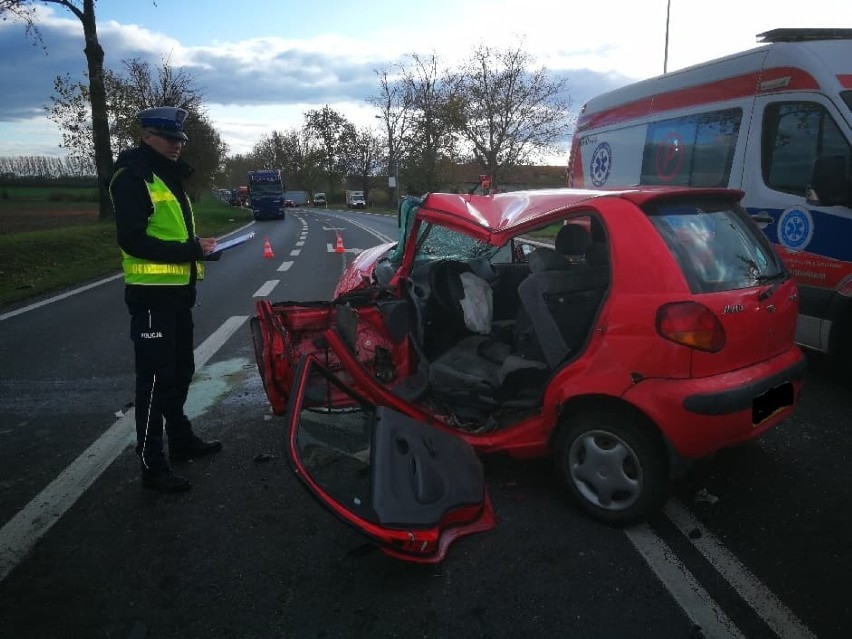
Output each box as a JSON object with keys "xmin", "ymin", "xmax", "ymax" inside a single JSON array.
[{"xmin": 577, "ymin": 67, "xmax": 819, "ymax": 132}]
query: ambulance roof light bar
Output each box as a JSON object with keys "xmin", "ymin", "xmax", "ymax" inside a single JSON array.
[{"xmin": 757, "ymin": 28, "xmax": 852, "ymax": 43}]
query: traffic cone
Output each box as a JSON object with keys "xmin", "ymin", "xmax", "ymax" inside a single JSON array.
[
  {"xmin": 263, "ymin": 238, "xmax": 274, "ymax": 258},
  {"xmin": 335, "ymin": 232, "xmax": 345, "ymax": 253}
]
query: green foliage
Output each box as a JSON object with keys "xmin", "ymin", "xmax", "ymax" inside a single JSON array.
[{"xmin": 0, "ymin": 192, "xmax": 251, "ymax": 309}]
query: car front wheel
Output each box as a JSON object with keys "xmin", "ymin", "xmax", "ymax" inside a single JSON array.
[{"xmin": 554, "ymin": 409, "xmax": 669, "ymax": 525}]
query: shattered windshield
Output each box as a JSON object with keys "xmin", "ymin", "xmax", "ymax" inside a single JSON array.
[
  {"xmin": 413, "ymin": 222, "xmax": 496, "ymax": 262},
  {"xmin": 387, "ymin": 196, "xmax": 498, "ymax": 265}
]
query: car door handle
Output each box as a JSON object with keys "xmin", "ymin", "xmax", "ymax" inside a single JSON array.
[{"xmin": 750, "ymin": 212, "xmax": 774, "ymax": 225}]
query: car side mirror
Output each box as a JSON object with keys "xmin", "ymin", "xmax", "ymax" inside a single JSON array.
[{"xmin": 807, "ymin": 155, "xmax": 851, "ymax": 207}]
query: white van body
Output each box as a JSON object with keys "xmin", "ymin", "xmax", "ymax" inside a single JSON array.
[
  {"xmin": 568, "ymin": 28, "xmax": 852, "ymax": 360},
  {"xmin": 345, "ymin": 190, "xmax": 366, "ymax": 208}
]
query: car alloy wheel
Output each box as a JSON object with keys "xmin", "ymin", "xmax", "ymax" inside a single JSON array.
[{"xmin": 555, "ymin": 409, "xmax": 668, "ymax": 525}]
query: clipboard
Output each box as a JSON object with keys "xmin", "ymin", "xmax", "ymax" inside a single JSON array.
[{"xmin": 209, "ymin": 231, "xmax": 255, "ymax": 256}]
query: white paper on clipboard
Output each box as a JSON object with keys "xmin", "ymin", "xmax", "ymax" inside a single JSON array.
[{"xmin": 211, "ymin": 231, "xmax": 255, "ymax": 254}]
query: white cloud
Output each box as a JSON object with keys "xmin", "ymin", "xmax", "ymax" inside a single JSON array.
[{"xmin": 3, "ymin": 0, "xmax": 852, "ymax": 163}]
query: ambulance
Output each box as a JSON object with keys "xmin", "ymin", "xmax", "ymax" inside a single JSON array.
[{"xmin": 568, "ymin": 28, "xmax": 852, "ymax": 363}]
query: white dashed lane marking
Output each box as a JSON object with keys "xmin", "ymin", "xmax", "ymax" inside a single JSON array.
[{"xmin": 252, "ymin": 280, "xmax": 279, "ymax": 297}]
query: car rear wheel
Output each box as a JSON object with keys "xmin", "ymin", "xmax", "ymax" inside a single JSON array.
[{"xmin": 554, "ymin": 409, "xmax": 668, "ymax": 525}]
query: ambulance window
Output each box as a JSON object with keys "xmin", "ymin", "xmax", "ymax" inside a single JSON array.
[
  {"xmin": 841, "ymin": 91, "xmax": 852, "ymax": 113},
  {"xmin": 640, "ymin": 108, "xmax": 742, "ymax": 187},
  {"xmin": 762, "ymin": 102, "xmax": 852, "ymax": 195}
]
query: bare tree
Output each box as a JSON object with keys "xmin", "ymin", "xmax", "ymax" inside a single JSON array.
[
  {"xmin": 46, "ymin": 56, "xmax": 225, "ymax": 199},
  {"xmin": 449, "ymin": 42, "xmax": 573, "ymax": 189},
  {"xmin": 399, "ymin": 52, "xmax": 460, "ymax": 194},
  {"xmin": 369, "ymin": 67, "xmax": 415, "ymax": 203},
  {"xmin": 1, "ymin": 0, "xmax": 113, "ymax": 219},
  {"xmin": 249, "ymin": 128, "xmax": 323, "ymax": 194},
  {"xmin": 48, "ymin": 57, "xmax": 206, "ymax": 156},
  {"xmin": 342, "ymin": 127, "xmax": 383, "ymax": 202},
  {"xmin": 304, "ymin": 106, "xmax": 355, "ymax": 199}
]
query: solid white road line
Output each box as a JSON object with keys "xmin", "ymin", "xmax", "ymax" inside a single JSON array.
[
  {"xmin": 0, "ymin": 274, "xmax": 124, "ymax": 322},
  {"xmin": 331, "ymin": 214, "xmax": 395, "ymax": 244},
  {"xmin": 664, "ymin": 500, "xmax": 816, "ymax": 639},
  {"xmin": 0, "ymin": 315, "xmax": 249, "ymax": 584},
  {"xmin": 626, "ymin": 524, "xmax": 745, "ymax": 639},
  {"xmin": 253, "ymin": 280, "xmax": 279, "ymax": 297},
  {"xmin": 0, "ymin": 222, "xmax": 257, "ymax": 324}
]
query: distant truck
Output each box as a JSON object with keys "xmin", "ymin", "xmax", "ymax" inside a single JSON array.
[
  {"xmin": 313, "ymin": 192, "xmax": 328, "ymax": 206},
  {"xmin": 247, "ymin": 170, "xmax": 286, "ymax": 220},
  {"xmin": 284, "ymin": 190, "xmax": 309, "ymax": 206},
  {"xmin": 230, "ymin": 186, "xmax": 249, "ymax": 207},
  {"xmin": 345, "ymin": 190, "xmax": 366, "ymax": 208}
]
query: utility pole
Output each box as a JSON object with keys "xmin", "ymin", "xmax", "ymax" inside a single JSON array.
[{"xmin": 664, "ymin": 0, "xmax": 672, "ymax": 73}]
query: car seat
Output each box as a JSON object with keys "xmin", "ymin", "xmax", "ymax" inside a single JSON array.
[
  {"xmin": 425, "ymin": 261, "xmax": 550, "ymax": 418},
  {"xmin": 517, "ymin": 224, "xmax": 609, "ymax": 369}
]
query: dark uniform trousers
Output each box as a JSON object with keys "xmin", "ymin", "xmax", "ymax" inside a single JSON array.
[{"xmin": 130, "ymin": 306, "xmax": 195, "ymax": 470}]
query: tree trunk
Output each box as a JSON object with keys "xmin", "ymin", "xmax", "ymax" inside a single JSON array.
[{"xmin": 81, "ymin": 0, "xmax": 114, "ymax": 221}]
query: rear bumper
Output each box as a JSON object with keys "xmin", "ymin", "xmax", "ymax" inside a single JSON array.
[
  {"xmin": 621, "ymin": 346, "xmax": 807, "ymax": 459},
  {"xmin": 682, "ymin": 356, "xmax": 807, "ymax": 415}
]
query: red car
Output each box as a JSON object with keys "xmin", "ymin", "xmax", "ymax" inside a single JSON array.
[{"xmin": 251, "ymin": 187, "xmax": 806, "ymax": 563}]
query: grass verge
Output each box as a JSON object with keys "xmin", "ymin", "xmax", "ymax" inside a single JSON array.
[{"xmin": 0, "ymin": 196, "xmax": 253, "ymax": 310}]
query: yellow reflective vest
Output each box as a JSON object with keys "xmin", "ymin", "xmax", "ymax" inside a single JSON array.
[{"xmin": 112, "ymin": 170, "xmax": 204, "ymax": 285}]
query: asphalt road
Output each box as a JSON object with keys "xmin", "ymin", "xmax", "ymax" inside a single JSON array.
[{"xmin": 0, "ymin": 207, "xmax": 849, "ymax": 639}]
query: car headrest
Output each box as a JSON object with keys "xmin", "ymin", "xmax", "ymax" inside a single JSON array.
[
  {"xmin": 555, "ymin": 224, "xmax": 592, "ymax": 257},
  {"xmin": 529, "ymin": 247, "xmax": 567, "ymax": 273}
]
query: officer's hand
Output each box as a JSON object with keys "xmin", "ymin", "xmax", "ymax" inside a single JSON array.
[{"xmin": 199, "ymin": 237, "xmax": 217, "ymax": 255}]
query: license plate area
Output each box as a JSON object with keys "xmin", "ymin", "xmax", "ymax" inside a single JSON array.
[{"xmin": 752, "ymin": 382, "xmax": 794, "ymax": 425}]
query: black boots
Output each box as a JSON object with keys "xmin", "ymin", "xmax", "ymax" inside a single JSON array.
[
  {"xmin": 142, "ymin": 467, "xmax": 191, "ymax": 493},
  {"xmin": 139, "ymin": 435, "xmax": 221, "ymax": 492},
  {"xmin": 169, "ymin": 435, "xmax": 223, "ymax": 461}
]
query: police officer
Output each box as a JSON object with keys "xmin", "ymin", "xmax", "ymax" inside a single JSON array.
[{"xmin": 110, "ymin": 106, "xmax": 222, "ymax": 493}]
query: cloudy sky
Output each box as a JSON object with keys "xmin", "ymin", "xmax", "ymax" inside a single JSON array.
[{"xmin": 1, "ymin": 0, "xmax": 849, "ymax": 164}]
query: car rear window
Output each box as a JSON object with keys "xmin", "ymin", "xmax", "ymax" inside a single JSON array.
[{"xmin": 645, "ymin": 198, "xmax": 785, "ymax": 293}]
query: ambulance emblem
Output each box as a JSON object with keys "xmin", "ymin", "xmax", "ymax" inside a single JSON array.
[
  {"xmin": 589, "ymin": 142, "xmax": 612, "ymax": 187},
  {"xmin": 777, "ymin": 207, "xmax": 814, "ymax": 251}
]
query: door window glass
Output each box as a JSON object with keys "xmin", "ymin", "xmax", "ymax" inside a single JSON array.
[
  {"xmin": 762, "ymin": 101, "xmax": 852, "ymax": 195},
  {"xmin": 294, "ymin": 362, "xmax": 377, "ymax": 523}
]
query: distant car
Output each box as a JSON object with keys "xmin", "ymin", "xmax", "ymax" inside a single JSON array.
[
  {"xmin": 283, "ymin": 199, "xmax": 296, "ymax": 208},
  {"xmin": 313, "ymin": 193, "xmax": 327, "ymax": 206},
  {"xmin": 251, "ymin": 187, "xmax": 806, "ymax": 563}
]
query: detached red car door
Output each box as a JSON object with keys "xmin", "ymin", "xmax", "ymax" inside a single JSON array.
[{"xmin": 284, "ymin": 354, "xmax": 494, "ymax": 563}]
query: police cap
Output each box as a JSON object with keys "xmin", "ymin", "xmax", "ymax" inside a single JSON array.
[{"xmin": 137, "ymin": 106, "xmax": 189, "ymax": 141}]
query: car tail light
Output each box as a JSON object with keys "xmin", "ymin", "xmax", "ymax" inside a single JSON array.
[
  {"xmin": 656, "ymin": 301, "xmax": 725, "ymax": 352},
  {"xmin": 838, "ymin": 275, "xmax": 852, "ymax": 297}
]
